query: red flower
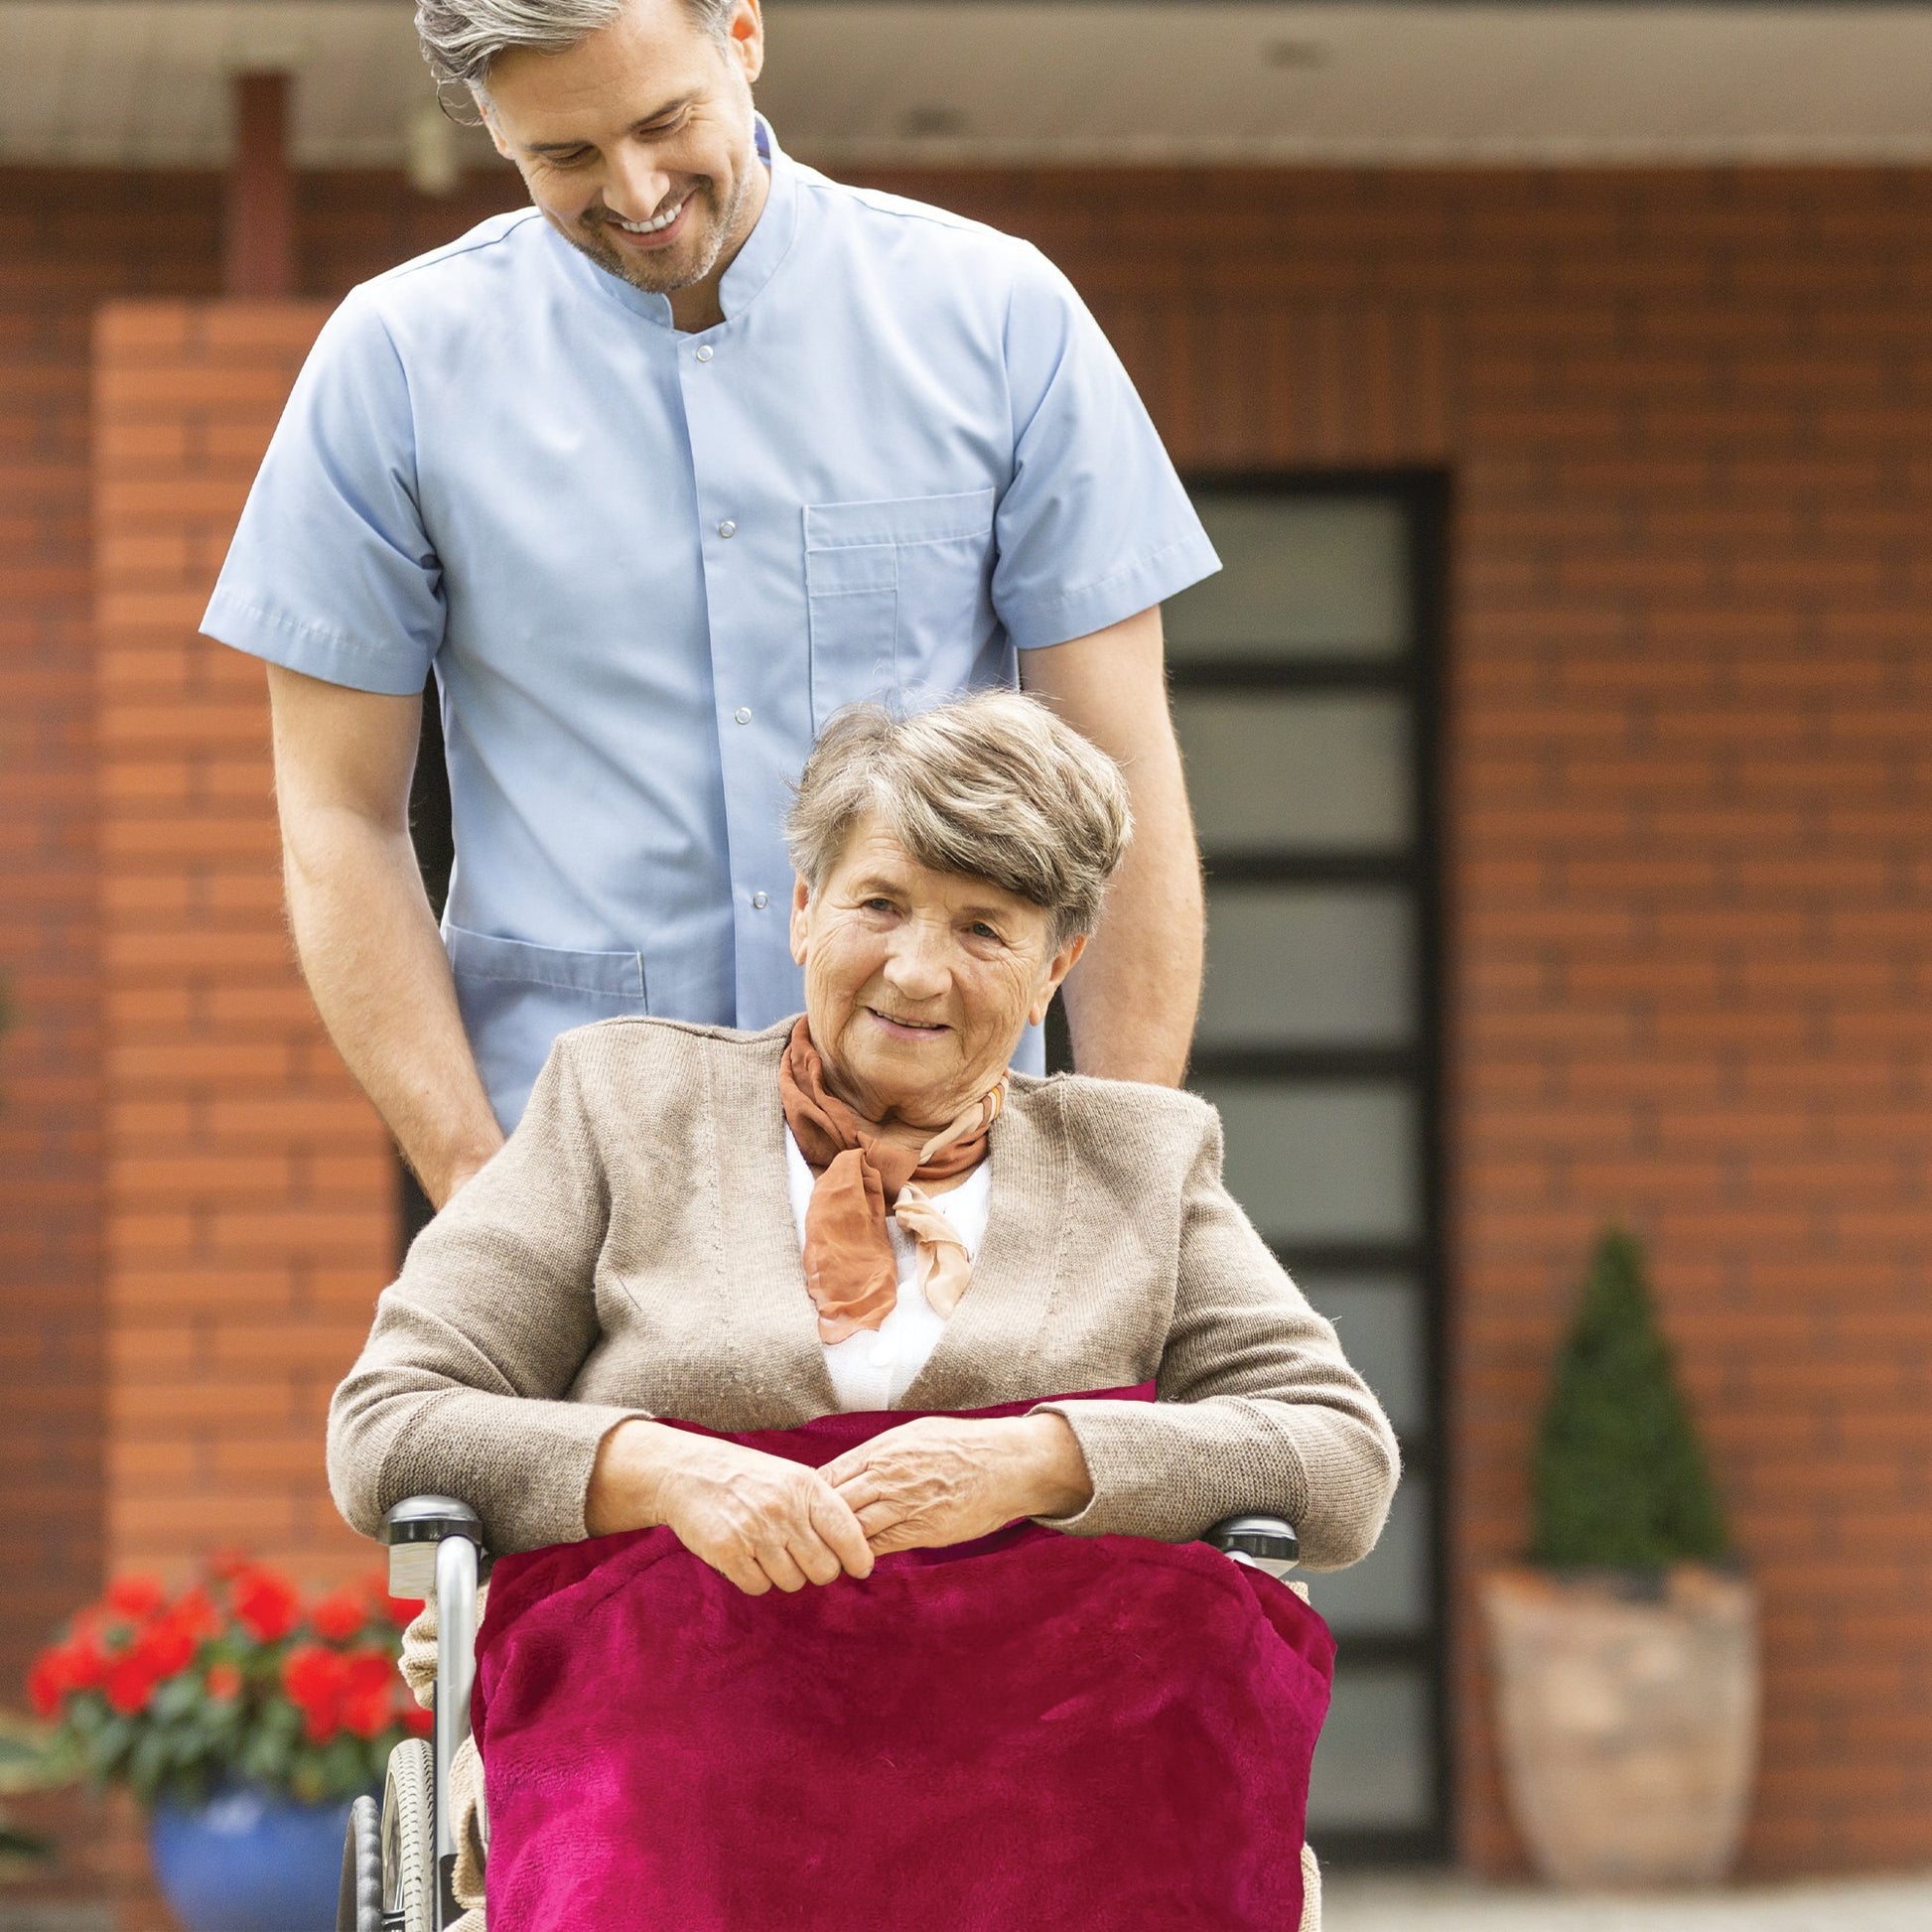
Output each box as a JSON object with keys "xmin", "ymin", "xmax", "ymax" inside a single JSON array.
[
  {"xmin": 345, "ymin": 1651, "xmax": 397, "ymax": 1695},
  {"xmin": 206, "ymin": 1548, "xmax": 253, "ymax": 1582},
  {"xmin": 281, "ymin": 1643, "xmax": 349, "ymax": 1744},
  {"xmin": 341, "ymin": 1651, "xmax": 401, "ymax": 1738},
  {"xmin": 401, "ymin": 1701, "xmax": 434, "ymax": 1738},
  {"xmin": 27, "ymin": 1653, "xmax": 67, "ymax": 1721},
  {"xmin": 342, "ymin": 1684, "xmax": 395, "ymax": 1740},
  {"xmin": 104, "ymin": 1651, "xmax": 160, "ymax": 1717},
  {"xmin": 63, "ymin": 1630, "xmax": 108, "ymax": 1692},
  {"xmin": 232, "ymin": 1569, "xmax": 301, "ymax": 1644},
  {"xmin": 166, "ymin": 1587, "xmax": 222, "ymax": 1642},
  {"xmin": 29, "ymin": 1626, "xmax": 112, "ymax": 1715},
  {"xmin": 133, "ymin": 1622, "xmax": 197, "ymax": 1682},
  {"xmin": 309, "ymin": 1587, "xmax": 368, "ymax": 1643},
  {"xmin": 105, "ymin": 1575, "xmax": 167, "ymax": 1620},
  {"xmin": 205, "ymin": 1661, "xmax": 242, "ymax": 1701}
]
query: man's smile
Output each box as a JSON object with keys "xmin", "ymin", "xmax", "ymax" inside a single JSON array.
[{"xmin": 604, "ymin": 193, "xmax": 694, "ymax": 247}]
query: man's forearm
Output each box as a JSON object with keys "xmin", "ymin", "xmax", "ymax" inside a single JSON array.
[
  {"xmin": 1022, "ymin": 606, "xmax": 1205, "ymax": 1085},
  {"xmin": 283, "ymin": 808, "xmax": 503, "ymax": 1206},
  {"xmin": 1059, "ymin": 725, "xmax": 1203, "ymax": 1084}
]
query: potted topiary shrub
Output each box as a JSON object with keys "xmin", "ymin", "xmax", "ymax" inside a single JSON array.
[
  {"xmin": 1481, "ymin": 1229, "xmax": 1758, "ymax": 1887},
  {"xmin": 30, "ymin": 1556, "xmax": 427, "ymax": 1932}
]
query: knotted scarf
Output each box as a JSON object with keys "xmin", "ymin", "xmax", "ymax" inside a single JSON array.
[{"xmin": 778, "ymin": 1017, "xmax": 1003, "ymax": 1343}]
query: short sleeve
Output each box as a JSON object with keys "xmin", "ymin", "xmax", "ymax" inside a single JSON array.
[
  {"xmin": 202, "ymin": 289, "xmax": 444, "ymax": 696},
  {"xmin": 991, "ymin": 246, "xmax": 1219, "ymax": 650}
]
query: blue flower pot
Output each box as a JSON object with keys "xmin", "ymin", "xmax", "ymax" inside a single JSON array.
[{"xmin": 149, "ymin": 1785, "xmax": 354, "ymax": 1932}]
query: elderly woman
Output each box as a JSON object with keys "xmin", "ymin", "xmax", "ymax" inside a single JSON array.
[{"xmin": 329, "ymin": 691, "xmax": 1398, "ymax": 1921}]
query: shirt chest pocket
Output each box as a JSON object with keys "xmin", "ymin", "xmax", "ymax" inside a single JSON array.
[{"xmin": 803, "ymin": 487, "xmax": 996, "ymax": 734}]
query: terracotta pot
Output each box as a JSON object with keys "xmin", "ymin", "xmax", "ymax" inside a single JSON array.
[{"xmin": 1482, "ymin": 1564, "xmax": 1758, "ymax": 1887}]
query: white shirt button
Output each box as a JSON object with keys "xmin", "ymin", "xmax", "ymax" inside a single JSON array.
[
  {"xmin": 717, "ymin": 519, "xmax": 736, "ymax": 539},
  {"xmin": 695, "ymin": 345, "xmax": 714, "ymax": 362},
  {"xmin": 752, "ymin": 891, "xmax": 769, "ymax": 909},
  {"xmin": 733, "ymin": 706, "xmax": 752, "ymax": 725}
]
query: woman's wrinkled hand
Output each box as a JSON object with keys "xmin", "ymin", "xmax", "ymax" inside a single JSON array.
[
  {"xmin": 819, "ymin": 1414, "xmax": 1093, "ymax": 1557},
  {"xmin": 588, "ymin": 1421, "xmax": 874, "ymax": 1596}
]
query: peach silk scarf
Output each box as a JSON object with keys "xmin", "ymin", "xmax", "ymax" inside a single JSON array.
[{"xmin": 777, "ymin": 1018, "xmax": 1005, "ymax": 1344}]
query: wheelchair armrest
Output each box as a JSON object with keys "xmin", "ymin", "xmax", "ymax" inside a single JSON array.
[
  {"xmin": 381, "ymin": 1496, "xmax": 485, "ymax": 1885},
  {"xmin": 1202, "ymin": 1513, "xmax": 1300, "ymax": 1579},
  {"xmin": 381, "ymin": 1494, "xmax": 484, "ymax": 1600}
]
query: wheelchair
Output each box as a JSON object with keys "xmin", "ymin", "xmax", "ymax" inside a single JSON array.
[{"xmin": 339, "ymin": 1496, "xmax": 1317, "ymax": 1932}]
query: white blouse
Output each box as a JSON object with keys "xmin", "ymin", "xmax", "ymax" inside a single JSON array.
[{"xmin": 783, "ymin": 1127, "xmax": 994, "ymax": 1412}]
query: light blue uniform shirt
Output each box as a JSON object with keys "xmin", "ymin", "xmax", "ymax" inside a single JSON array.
[{"xmin": 206, "ymin": 120, "xmax": 1218, "ymax": 1128}]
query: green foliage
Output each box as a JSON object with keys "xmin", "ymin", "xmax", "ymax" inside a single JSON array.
[
  {"xmin": 0, "ymin": 1711, "xmax": 63, "ymax": 1872},
  {"xmin": 1529, "ymin": 1228, "xmax": 1731, "ymax": 1571},
  {"xmin": 30, "ymin": 1561, "xmax": 426, "ymax": 1810}
]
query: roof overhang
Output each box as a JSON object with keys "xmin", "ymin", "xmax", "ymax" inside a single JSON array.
[{"xmin": 3, "ymin": 1, "xmax": 1931, "ymax": 173}]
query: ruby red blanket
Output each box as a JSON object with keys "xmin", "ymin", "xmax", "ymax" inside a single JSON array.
[{"xmin": 472, "ymin": 1390, "xmax": 1333, "ymax": 1929}]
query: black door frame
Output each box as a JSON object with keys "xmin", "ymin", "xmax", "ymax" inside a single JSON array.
[
  {"xmin": 1170, "ymin": 469, "xmax": 1452, "ymax": 1863},
  {"xmin": 398, "ymin": 686, "xmax": 456, "ymax": 1250}
]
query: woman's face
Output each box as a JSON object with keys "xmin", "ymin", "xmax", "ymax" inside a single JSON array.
[{"xmin": 790, "ymin": 817, "xmax": 1086, "ymax": 1130}]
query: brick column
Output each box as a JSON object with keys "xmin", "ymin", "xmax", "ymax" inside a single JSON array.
[
  {"xmin": 225, "ymin": 74, "xmax": 296, "ymax": 300},
  {"xmin": 94, "ymin": 302, "xmax": 390, "ymax": 1586}
]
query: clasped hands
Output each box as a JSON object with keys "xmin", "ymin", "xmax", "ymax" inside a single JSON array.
[{"xmin": 587, "ymin": 1412, "xmax": 1093, "ymax": 1597}]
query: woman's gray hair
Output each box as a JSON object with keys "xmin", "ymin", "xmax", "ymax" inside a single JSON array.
[
  {"xmin": 786, "ymin": 693, "xmax": 1133, "ymax": 947},
  {"xmin": 416, "ymin": 0, "xmax": 736, "ymax": 88}
]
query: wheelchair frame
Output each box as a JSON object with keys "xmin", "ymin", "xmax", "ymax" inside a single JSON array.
[{"xmin": 343, "ymin": 1496, "xmax": 1303, "ymax": 1931}]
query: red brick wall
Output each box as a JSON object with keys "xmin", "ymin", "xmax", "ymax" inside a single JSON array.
[
  {"xmin": 94, "ymin": 301, "xmax": 388, "ymax": 1585},
  {"xmin": 852, "ymin": 162, "xmax": 1932, "ymax": 1876},
  {"xmin": 0, "ymin": 166, "xmax": 520, "ymax": 1709},
  {"xmin": 0, "ymin": 170, "xmax": 221, "ymax": 1704},
  {"xmin": 8, "ymin": 156, "xmax": 1932, "ymax": 1887}
]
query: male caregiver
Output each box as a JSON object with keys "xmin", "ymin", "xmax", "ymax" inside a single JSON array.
[{"xmin": 204, "ymin": 0, "xmax": 1219, "ymax": 1208}]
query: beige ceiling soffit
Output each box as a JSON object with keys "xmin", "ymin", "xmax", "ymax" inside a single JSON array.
[
  {"xmin": 4, "ymin": 2, "xmax": 1932, "ymax": 168},
  {"xmin": 760, "ymin": 2, "xmax": 1932, "ymax": 167}
]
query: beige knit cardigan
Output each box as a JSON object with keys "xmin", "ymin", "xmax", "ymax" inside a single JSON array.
[{"xmin": 327, "ymin": 1016, "xmax": 1399, "ymax": 1571}]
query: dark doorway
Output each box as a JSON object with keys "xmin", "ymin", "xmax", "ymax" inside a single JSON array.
[
  {"xmin": 1167, "ymin": 475, "xmax": 1450, "ymax": 1863},
  {"xmin": 397, "ymin": 678, "xmax": 455, "ymax": 1253}
]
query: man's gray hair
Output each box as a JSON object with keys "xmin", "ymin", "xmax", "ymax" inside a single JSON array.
[
  {"xmin": 786, "ymin": 693, "xmax": 1133, "ymax": 947},
  {"xmin": 416, "ymin": 0, "xmax": 736, "ymax": 88}
]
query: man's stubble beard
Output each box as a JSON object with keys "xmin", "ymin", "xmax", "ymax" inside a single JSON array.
[{"xmin": 573, "ymin": 155, "xmax": 757, "ymax": 298}]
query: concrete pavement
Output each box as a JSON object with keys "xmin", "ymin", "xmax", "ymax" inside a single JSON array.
[{"xmin": 1323, "ymin": 1870, "xmax": 1932, "ymax": 1931}]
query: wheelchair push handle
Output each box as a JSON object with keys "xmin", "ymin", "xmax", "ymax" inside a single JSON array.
[
  {"xmin": 1202, "ymin": 1513, "xmax": 1300, "ymax": 1578},
  {"xmin": 380, "ymin": 1495, "xmax": 483, "ymax": 1601},
  {"xmin": 380, "ymin": 1495, "xmax": 485, "ymax": 1922}
]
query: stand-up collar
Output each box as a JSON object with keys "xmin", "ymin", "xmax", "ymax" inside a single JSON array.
[
  {"xmin": 547, "ymin": 113, "xmax": 799, "ymax": 330},
  {"xmin": 717, "ymin": 116, "xmax": 797, "ymax": 320}
]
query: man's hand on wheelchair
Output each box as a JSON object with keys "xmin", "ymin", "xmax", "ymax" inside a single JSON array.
[
  {"xmin": 820, "ymin": 1414, "xmax": 1093, "ymax": 1557},
  {"xmin": 588, "ymin": 1421, "xmax": 875, "ymax": 1595}
]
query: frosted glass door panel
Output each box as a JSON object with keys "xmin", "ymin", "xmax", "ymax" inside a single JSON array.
[
  {"xmin": 1165, "ymin": 497, "xmax": 1411, "ymax": 661},
  {"xmin": 1175, "ymin": 695, "xmax": 1411, "ymax": 855},
  {"xmin": 1304, "ymin": 1479, "xmax": 1431, "ymax": 1638},
  {"xmin": 1198, "ymin": 886, "xmax": 1415, "ymax": 1049},
  {"xmin": 1297, "ymin": 1274, "xmax": 1426, "ymax": 1440},
  {"xmin": 1194, "ymin": 1079, "xmax": 1419, "ymax": 1244},
  {"xmin": 1176, "ymin": 482, "xmax": 1441, "ymax": 1854},
  {"xmin": 1306, "ymin": 1667, "xmax": 1436, "ymax": 1832}
]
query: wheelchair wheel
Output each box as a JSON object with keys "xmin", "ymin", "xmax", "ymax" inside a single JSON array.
[
  {"xmin": 338, "ymin": 1794, "xmax": 380, "ymax": 1932},
  {"xmin": 382, "ymin": 1736, "xmax": 436, "ymax": 1932}
]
